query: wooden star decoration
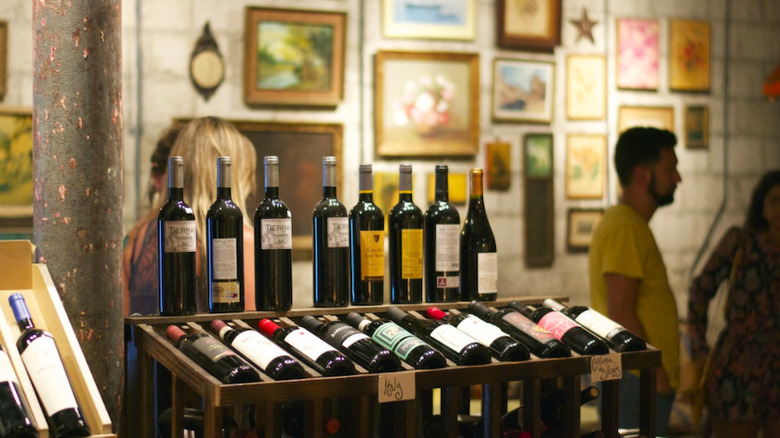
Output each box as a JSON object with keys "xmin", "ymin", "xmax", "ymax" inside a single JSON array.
[{"xmin": 569, "ymin": 7, "xmax": 598, "ymax": 44}]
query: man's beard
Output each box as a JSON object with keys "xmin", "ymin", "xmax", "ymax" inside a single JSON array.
[{"xmin": 649, "ymin": 172, "xmax": 675, "ymax": 206}]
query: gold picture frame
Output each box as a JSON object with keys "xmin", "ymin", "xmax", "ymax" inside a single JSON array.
[
  {"xmin": 382, "ymin": 0, "xmax": 476, "ymax": 40},
  {"xmin": 497, "ymin": 0, "xmax": 562, "ymax": 52},
  {"xmin": 565, "ymin": 134, "xmax": 606, "ymax": 200},
  {"xmin": 618, "ymin": 105, "xmax": 675, "ymax": 134},
  {"xmin": 684, "ymin": 105, "xmax": 709, "ymax": 149},
  {"xmin": 566, "ymin": 54, "xmax": 606, "ymax": 120},
  {"xmin": 669, "ymin": 19, "xmax": 711, "ymax": 92}
]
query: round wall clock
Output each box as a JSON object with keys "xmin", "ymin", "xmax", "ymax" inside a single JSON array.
[{"xmin": 189, "ymin": 22, "xmax": 224, "ymax": 101}]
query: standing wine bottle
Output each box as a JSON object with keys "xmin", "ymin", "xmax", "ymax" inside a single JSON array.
[
  {"xmin": 425, "ymin": 307, "xmax": 529, "ymax": 362},
  {"xmin": 254, "ymin": 156, "xmax": 293, "ymax": 310},
  {"xmin": 206, "ymin": 156, "xmax": 244, "ymax": 313},
  {"xmin": 165, "ymin": 325, "xmax": 260, "ymax": 384},
  {"xmin": 210, "ymin": 320, "xmax": 305, "ymax": 381},
  {"xmin": 509, "ymin": 303, "xmax": 609, "ymax": 355},
  {"xmin": 8, "ymin": 294, "xmax": 90, "ymax": 438},
  {"xmin": 345, "ymin": 312, "xmax": 447, "ymax": 370},
  {"xmin": 388, "ymin": 164, "xmax": 424, "ymax": 304},
  {"xmin": 543, "ymin": 298, "xmax": 647, "ymax": 352},
  {"xmin": 424, "ymin": 165, "xmax": 461, "ymax": 302},
  {"xmin": 257, "ymin": 319, "xmax": 356, "ymax": 377},
  {"xmin": 385, "ymin": 307, "xmax": 491, "ymax": 366},
  {"xmin": 0, "ymin": 344, "xmax": 38, "ymax": 438},
  {"xmin": 300, "ymin": 315, "xmax": 401, "ymax": 373},
  {"xmin": 468, "ymin": 301, "xmax": 571, "ymax": 358},
  {"xmin": 460, "ymin": 168, "xmax": 498, "ymax": 302},
  {"xmin": 158, "ymin": 156, "xmax": 197, "ymax": 316},
  {"xmin": 312, "ymin": 156, "xmax": 349, "ymax": 307},
  {"xmin": 349, "ymin": 164, "xmax": 385, "ymax": 305}
]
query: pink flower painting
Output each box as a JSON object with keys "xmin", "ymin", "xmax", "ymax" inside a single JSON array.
[{"xmin": 617, "ymin": 18, "xmax": 659, "ymax": 90}]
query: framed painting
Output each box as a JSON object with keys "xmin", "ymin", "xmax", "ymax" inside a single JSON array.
[
  {"xmin": 0, "ymin": 107, "xmax": 33, "ymax": 221},
  {"xmin": 426, "ymin": 172, "xmax": 467, "ymax": 205},
  {"xmin": 524, "ymin": 133, "xmax": 553, "ymax": 178},
  {"xmin": 685, "ymin": 105, "xmax": 709, "ymax": 149},
  {"xmin": 497, "ymin": 0, "xmax": 561, "ymax": 51},
  {"xmin": 375, "ymin": 50, "xmax": 479, "ymax": 157},
  {"xmin": 382, "ymin": 0, "xmax": 476, "ymax": 40},
  {"xmin": 669, "ymin": 19, "xmax": 711, "ymax": 92},
  {"xmin": 243, "ymin": 7, "xmax": 346, "ymax": 107},
  {"xmin": 566, "ymin": 55, "xmax": 606, "ymax": 120},
  {"xmin": 616, "ymin": 18, "xmax": 659, "ymax": 90},
  {"xmin": 492, "ymin": 58, "xmax": 555, "ymax": 123},
  {"xmin": 0, "ymin": 22, "xmax": 7, "ymax": 100},
  {"xmin": 565, "ymin": 134, "xmax": 606, "ymax": 200},
  {"xmin": 485, "ymin": 140, "xmax": 511, "ymax": 191},
  {"xmin": 567, "ymin": 208, "xmax": 604, "ymax": 253},
  {"xmin": 618, "ymin": 105, "xmax": 675, "ymax": 134},
  {"xmin": 523, "ymin": 133, "xmax": 554, "ymax": 267}
]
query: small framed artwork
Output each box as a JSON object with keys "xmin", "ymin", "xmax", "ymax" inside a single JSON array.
[
  {"xmin": 684, "ymin": 105, "xmax": 709, "ymax": 149},
  {"xmin": 669, "ymin": 19, "xmax": 711, "ymax": 92},
  {"xmin": 497, "ymin": 0, "xmax": 562, "ymax": 52},
  {"xmin": 485, "ymin": 140, "xmax": 511, "ymax": 191},
  {"xmin": 492, "ymin": 58, "xmax": 555, "ymax": 123},
  {"xmin": 0, "ymin": 21, "xmax": 7, "ymax": 100},
  {"xmin": 375, "ymin": 50, "xmax": 479, "ymax": 157},
  {"xmin": 567, "ymin": 208, "xmax": 604, "ymax": 253},
  {"xmin": 0, "ymin": 107, "xmax": 34, "ymax": 234},
  {"xmin": 524, "ymin": 133, "xmax": 553, "ymax": 178},
  {"xmin": 243, "ymin": 7, "xmax": 346, "ymax": 107},
  {"xmin": 426, "ymin": 172, "xmax": 467, "ymax": 205},
  {"xmin": 566, "ymin": 55, "xmax": 606, "ymax": 120},
  {"xmin": 523, "ymin": 133, "xmax": 554, "ymax": 267},
  {"xmin": 618, "ymin": 105, "xmax": 675, "ymax": 134},
  {"xmin": 382, "ymin": 0, "xmax": 476, "ymax": 40},
  {"xmin": 616, "ymin": 18, "xmax": 659, "ymax": 90},
  {"xmin": 565, "ymin": 134, "xmax": 606, "ymax": 200}
]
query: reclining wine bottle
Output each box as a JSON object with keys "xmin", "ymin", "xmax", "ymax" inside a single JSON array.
[
  {"xmin": 508, "ymin": 302, "xmax": 609, "ymax": 355},
  {"xmin": 165, "ymin": 325, "xmax": 260, "ymax": 384},
  {"xmin": 0, "ymin": 343, "xmax": 38, "ymax": 438}
]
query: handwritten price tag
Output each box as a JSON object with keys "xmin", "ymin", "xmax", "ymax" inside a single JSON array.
[
  {"xmin": 590, "ymin": 354, "xmax": 622, "ymax": 382},
  {"xmin": 378, "ymin": 372, "xmax": 415, "ymax": 403}
]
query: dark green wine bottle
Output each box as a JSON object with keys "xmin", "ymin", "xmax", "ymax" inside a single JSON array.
[
  {"xmin": 424, "ymin": 165, "xmax": 460, "ymax": 302},
  {"xmin": 313, "ymin": 156, "xmax": 349, "ymax": 307},
  {"xmin": 460, "ymin": 168, "xmax": 497, "ymax": 301},
  {"xmin": 349, "ymin": 164, "xmax": 385, "ymax": 305},
  {"xmin": 389, "ymin": 164, "xmax": 424, "ymax": 304}
]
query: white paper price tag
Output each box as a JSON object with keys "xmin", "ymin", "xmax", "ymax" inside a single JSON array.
[
  {"xmin": 590, "ymin": 354, "xmax": 622, "ymax": 382},
  {"xmin": 378, "ymin": 372, "xmax": 415, "ymax": 403}
]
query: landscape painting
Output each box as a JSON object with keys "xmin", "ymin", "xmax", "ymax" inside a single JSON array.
[
  {"xmin": 0, "ymin": 108, "xmax": 33, "ymax": 216},
  {"xmin": 492, "ymin": 59, "xmax": 554, "ymax": 123}
]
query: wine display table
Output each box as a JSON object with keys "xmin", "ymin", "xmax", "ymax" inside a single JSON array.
[{"xmin": 125, "ymin": 298, "xmax": 661, "ymax": 438}]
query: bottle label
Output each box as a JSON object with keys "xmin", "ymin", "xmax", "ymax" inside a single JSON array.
[
  {"xmin": 477, "ymin": 252, "xmax": 498, "ymax": 294},
  {"xmin": 401, "ymin": 229, "xmax": 423, "ymax": 279},
  {"xmin": 342, "ymin": 333, "xmax": 371, "ymax": 349},
  {"xmin": 0, "ymin": 349, "xmax": 20, "ymax": 384},
  {"xmin": 502, "ymin": 312, "xmax": 558, "ymax": 343},
  {"xmin": 360, "ymin": 230, "xmax": 385, "ymax": 280},
  {"xmin": 327, "ymin": 217, "xmax": 349, "ymax": 248},
  {"xmin": 164, "ymin": 220, "xmax": 196, "ymax": 253},
  {"xmin": 372, "ymin": 322, "xmax": 425, "ymax": 360},
  {"xmin": 324, "ymin": 323, "xmax": 369, "ymax": 348},
  {"xmin": 261, "ymin": 218, "xmax": 293, "ymax": 250},
  {"xmin": 211, "ymin": 281, "xmax": 240, "ymax": 303},
  {"xmin": 456, "ymin": 315, "xmax": 505, "ymax": 346},
  {"xmin": 284, "ymin": 328, "xmax": 337, "ymax": 361},
  {"xmin": 211, "ymin": 238, "xmax": 237, "ymax": 279},
  {"xmin": 429, "ymin": 324, "xmax": 476, "ymax": 354},
  {"xmin": 20, "ymin": 336, "xmax": 79, "ymax": 416},
  {"xmin": 576, "ymin": 309, "xmax": 624, "ymax": 340},
  {"xmin": 538, "ymin": 312, "xmax": 579, "ymax": 339},
  {"xmin": 191, "ymin": 337, "xmax": 236, "ymax": 362},
  {"xmin": 435, "ymin": 224, "xmax": 460, "ymax": 271},
  {"xmin": 232, "ymin": 330, "xmax": 290, "ymax": 370},
  {"xmin": 437, "ymin": 276, "xmax": 460, "ymax": 288}
]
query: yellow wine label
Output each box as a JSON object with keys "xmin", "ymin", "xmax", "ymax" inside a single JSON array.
[
  {"xmin": 360, "ymin": 230, "xmax": 385, "ymax": 280},
  {"xmin": 401, "ymin": 229, "xmax": 423, "ymax": 279}
]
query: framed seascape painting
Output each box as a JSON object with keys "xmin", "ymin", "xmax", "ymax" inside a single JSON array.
[
  {"xmin": 243, "ymin": 7, "xmax": 346, "ymax": 107},
  {"xmin": 492, "ymin": 58, "xmax": 555, "ymax": 123},
  {"xmin": 497, "ymin": 0, "xmax": 561, "ymax": 51},
  {"xmin": 684, "ymin": 105, "xmax": 709, "ymax": 149},
  {"xmin": 567, "ymin": 208, "xmax": 604, "ymax": 253},
  {"xmin": 523, "ymin": 133, "xmax": 554, "ymax": 267},
  {"xmin": 616, "ymin": 18, "xmax": 659, "ymax": 90},
  {"xmin": 618, "ymin": 105, "xmax": 675, "ymax": 134},
  {"xmin": 0, "ymin": 107, "xmax": 33, "ymax": 238},
  {"xmin": 382, "ymin": 0, "xmax": 476, "ymax": 40},
  {"xmin": 375, "ymin": 50, "xmax": 479, "ymax": 157},
  {"xmin": 566, "ymin": 55, "xmax": 606, "ymax": 120},
  {"xmin": 565, "ymin": 134, "xmax": 606, "ymax": 200},
  {"xmin": 669, "ymin": 19, "xmax": 711, "ymax": 92}
]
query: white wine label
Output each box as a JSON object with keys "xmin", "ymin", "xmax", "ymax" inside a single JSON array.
[
  {"xmin": 502, "ymin": 312, "xmax": 558, "ymax": 343},
  {"xmin": 538, "ymin": 312, "xmax": 578, "ymax": 338},
  {"xmin": 211, "ymin": 238, "xmax": 237, "ymax": 279},
  {"xmin": 164, "ymin": 220, "xmax": 196, "ymax": 253},
  {"xmin": 21, "ymin": 336, "xmax": 79, "ymax": 416},
  {"xmin": 341, "ymin": 333, "xmax": 370, "ymax": 349},
  {"xmin": 401, "ymin": 229, "xmax": 423, "ymax": 279},
  {"xmin": 360, "ymin": 230, "xmax": 385, "ymax": 280},
  {"xmin": 191, "ymin": 337, "xmax": 236, "ymax": 362},
  {"xmin": 0, "ymin": 350, "xmax": 19, "ymax": 383},
  {"xmin": 436, "ymin": 276, "xmax": 460, "ymax": 288},
  {"xmin": 456, "ymin": 315, "xmax": 505, "ymax": 346},
  {"xmin": 232, "ymin": 330, "xmax": 290, "ymax": 370},
  {"xmin": 211, "ymin": 281, "xmax": 240, "ymax": 303},
  {"xmin": 261, "ymin": 218, "xmax": 293, "ymax": 250},
  {"xmin": 435, "ymin": 224, "xmax": 460, "ymax": 271},
  {"xmin": 327, "ymin": 217, "xmax": 349, "ymax": 248},
  {"xmin": 477, "ymin": 252, "xmax": 498, "ymax": 294},
  {"xmin": 576, "ymin": 310, "xmax": 624, "ymax": 340},
  {"xmin": 430, "ymin": 324, "xmax": 477, "ymax": 354},
  {"xmin": 285, "ymin": 328, "xmax": 336, "ymax": 361}
]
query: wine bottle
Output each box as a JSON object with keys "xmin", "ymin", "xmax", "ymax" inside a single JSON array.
[
  {"xmin": 312, "ymin": 156, "xmax": 349, "ymax": 307},
  {"xmin": 0, "ymin": 344, "xmax": 38, "ymax": 438},
  {"xmin": 349, "ymin": 164, "xmax": 385, "ymax": 305},
  {"xmin": 158, "ymin": 155, "xmax": 197, "ymax": 316},
  {"xmin": 206, "ymin": 156, "xmax": 245, "ymax": 313},
  {"xmin": 257, "ymin": 319, "xmax": 356, "ymax": 377},
  {"xmin": 210, "ymin": 320, "xmax": 305, "ymax": 381},
  {"xmin": 509, "ymin": 303, "xmax": 609, "ymax": 355},
  {"xmin": 425, "ymin": 307, "xmax": 529, "ymax": 362},
  {"xmin": 385, "ymin": 307, "xmax": 491, "ymax": 366},
  {"xmin": 460, "ymin": 168, "xmax": 498, "ymax": 302},
  {"xmin": 8, "ymin": 293, "xmax": 91, "ymax": 438},
  {"xmin": 388, "ymin": 164, "xmax": 424, "ymax": 304},
  {"xmin": 345, "ymin": 312, "xmax": 447, "ymax": 370},
  {"xmin": 300, "ymin": 315, "xmax": 401, "ymax": 373},
  {"xmin": 424, "ymin": 165, "xmax": 461, "ymax": 302},
  {"xmin": 468, "ymin": 301, "xmax": 571, "ymax": 358},
  {"xmin": 165, "ymin": 325, "xmax": 260, "ymax": 384},
  {"xmin": 254, "ymin": 155, "xmax": 293, "ymax": 310},
  {"xmin": 543, "ymin": 298, "xmax": 647, "ymax": 352}
]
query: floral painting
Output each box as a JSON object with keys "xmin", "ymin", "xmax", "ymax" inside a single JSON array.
[
  {"xmin": 669, "ymin": 19, "xmax": 710, "ymax": 91},
  {"xmin": 616, "ymin": 18, "xmax": 659, "ymax": 90},
  {"xmin": 566, "ymin": 55, "xmax": 605, "ymax": 120},
  {"xmin": 492, "ymin": 59, "xmax": 554, "ymax": 123},
  {"xmin": 0, "ymin": 109, "xmax": 33, "ymax": 213},
  {"xmin": 565, "ymin": 134, "xmax": 605, "ymax": 199}
]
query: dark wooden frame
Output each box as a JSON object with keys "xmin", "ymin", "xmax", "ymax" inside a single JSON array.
[
  {"xmin": 566, "ymin": 208, "xmax": 604, "ymax": 253},
  {"xmin": 497, "ymin": 0, "xmax": 561, "ymax": 52},
  {"xmin": 523, "ymin": 133, "xmax": 554, "ymax": 268},
  {"xmin": 684, "ymin": 105, "xmax": 709, "ymax": 149}
]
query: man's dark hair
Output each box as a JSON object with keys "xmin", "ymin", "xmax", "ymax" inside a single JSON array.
[
  {"xmin": 614, "ymin": 127, "xmax": 677, "ymax": 187},
  {"xmin": 745, "ymin": 170, "xmax": 780, "ymax": 232}
]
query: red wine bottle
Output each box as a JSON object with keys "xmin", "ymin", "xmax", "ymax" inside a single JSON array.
[
  {"xmin": 543, "ymin": 299, "xmax": 647, "ymax": 352},
  {"xmin": 207, "ymin": 156, "xmax": 245, "ymax": 313},
  {"xmin": 257, "ymin": 319, "xmax": 356, "ymax": 377},
  {"xmin": 509, "ymin": 303, "xmax": 609, "ymax": 355},
  {"xmin": 426, "ymin": 307, "xmax": 529, "ymax": 362},
  {"xmin": 158, "ymin": 156, "xmax": 197, "ymax": 316},
  {"xmin": 349, "ymin": 164, "xmax": 385, "ymax": 305},
  {"xmin": 312, "ymin": 156, "xmax": 349, "ymax": 307},
  {"xmin": 468, "ymin": 301, "xmax": 571, "ymax": 358},
  {"xmin": 300, "ymin": 315, "xmax": 401, "ymax": 373},
  {"xmin": 389, "ymin": 164, "xmax": 424, "ymax": 304},
  {"xmin": 210, "ymin": 320, "xmax": 305, "ymax": 381},
  {"xmin": 345, "ymin": 312, "xmax": 446, "ymax": 370},
  {"xmin": 385, "ymin": 307, "xmax": 491, "ymax": 366},
  {"xmin": 460, "ymin": 169, "xmax": 498, "ymax": 302},
  {"xmin": 0, "ymin": 344, "xmax": 38, "ymax": 438},
  {"xmin": 424, "ymin": 165, "xmax": 461, "ymax": 302},
  {"xmin": 165, "ymin": 325, "xmax": 260, "ymax": 384},
  {"xmin": 254, "ymin": 156, "xmax": 293, "ymax": 310},
  {"xmin": 9, "ymin": 293, "xmax": 91, "ymax": 438}
]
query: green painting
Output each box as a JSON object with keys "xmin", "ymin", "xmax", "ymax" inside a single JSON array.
[
  {"xmin": 524, "ymin": 134, "xmax": 552, "ymax": 178},
  {"xmin": 0, "ymin": 111, "xmax": 33, "ymax": 207},
  {"xmin": 256, "ymin": 21, "xmax": 334, "ymax": 91}
]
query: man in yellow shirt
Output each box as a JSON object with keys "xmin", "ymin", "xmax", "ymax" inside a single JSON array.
[{"xmin": 589, "ymin": 127, "xmax": 681, "ymax": 434}]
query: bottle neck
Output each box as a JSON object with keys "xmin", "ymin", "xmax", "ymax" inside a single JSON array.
[
  {"xmin": 17, "ymin": 317, "xmax": 34, "ymax": 332},
  {"xmin": 434, "ymin": 169, "xmax": 449, "ymax": 202},
  {"xmin": 359, "ymin": 191, "xmax": 374, "ymax": 202},
  {"xmin": 399, "ymin": 171, "xmax": 413, "ymax": 201},
  {"xmin": 168, "ymin": 158, "xmax": 185, "ymax": 201},
  {"xmin": 358, "ymin": 168, "xmax": 374, "ymax": 202},
  {"xmin": 265, "ymin": 162, "xmax": 280, "ymax": 190},
  {"xmin": 323, "ymin": 186, "xmax": 337, "ymax": 198},
  {"xmin": 265, "ymin": 186, "xmax": 280, "ymax": 199},
  {"xmin": 467, "ymin": 170, "xmax": 485, "ymax": 214},
  {"xmin": 216, "ymin": 187, "xmax": 232, "ymax": 200},
  {"xmin": 168, "ymin": 187, "xmax": 184, "ymax": 201}
]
